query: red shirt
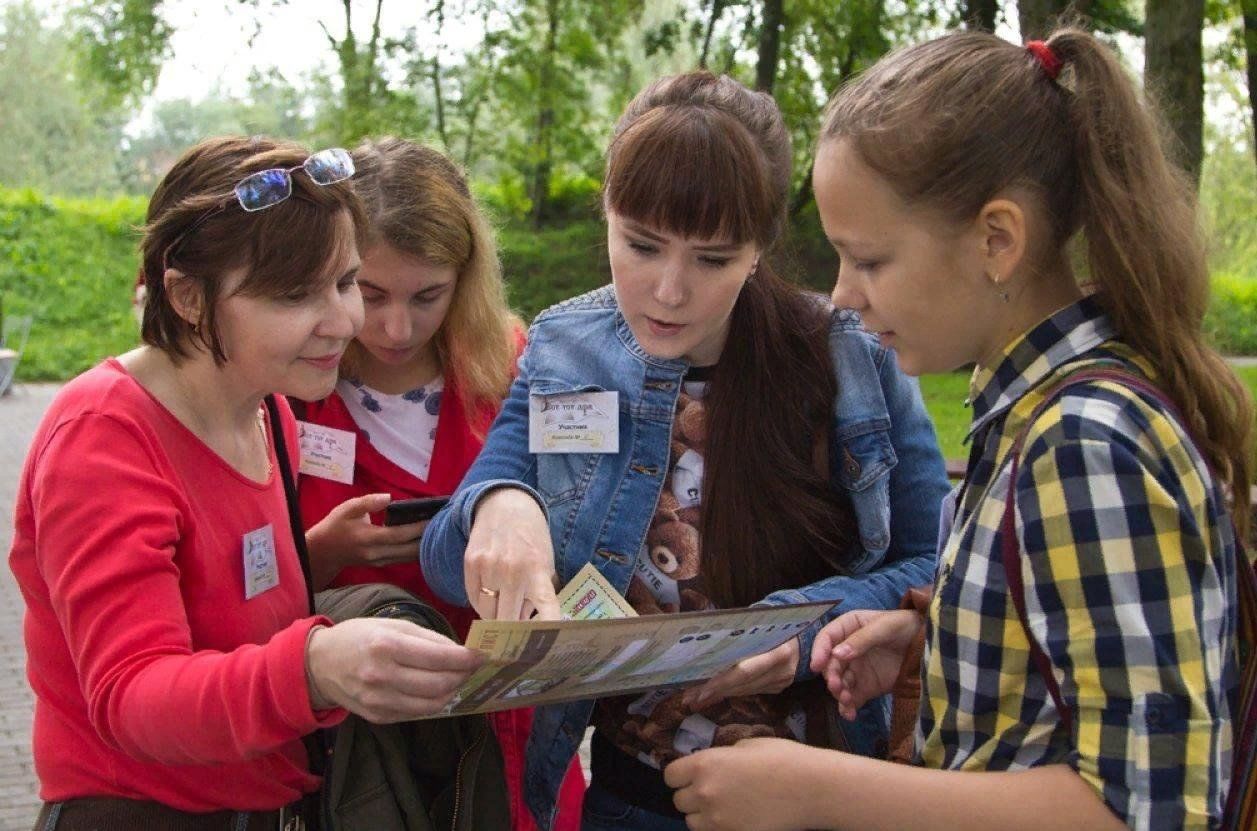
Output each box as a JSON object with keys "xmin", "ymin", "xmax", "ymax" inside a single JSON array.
[
  {"xmin": 9, "ymin": 360, "xmax": 344, "ymax": 811},
  {"xmin": 296, "ymin": 376, "xmax": 491, "ymax": 636}
]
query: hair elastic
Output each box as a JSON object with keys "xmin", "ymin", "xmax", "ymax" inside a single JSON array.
[{"xmin": 1025, "ymin": 41, "xmax": 1062, "ymax": 81}]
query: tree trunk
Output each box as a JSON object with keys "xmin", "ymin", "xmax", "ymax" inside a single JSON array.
[
  {"xmin": 530, "ymin": 0, "xmax": 560, "ymax": 229},
  {"xmin": 1018, "ymin": 0, "xmax": 1101, "ymax": 40},
  {"xmin": 1243, "ymin": 0, "xmax": 1257, "ymax": 169},
  {"xmin": 699, "ymin": 0, "xmax": 726, "ymax": 69},
  {"xmin": 1019, "ymin": 0, "xmax": 1065, "ymax": 40},
  {"xmin": 431, "ymin": 0, "xmax": 448, "ymax": 150},
  {"xmin": 962, "ymin": 0, "xmax": 998, "ymax": 31},
  {"xmin": 1145, "ymin": 0, "xmax": 1205, "ymax": 183},
  {"xmin": 755, "ymin": 0, "xmax": 783, "ymax": 93}
]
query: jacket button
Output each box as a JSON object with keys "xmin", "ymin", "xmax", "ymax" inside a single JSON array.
[{"xmin": 843, "ymin": 449, "xmax": 861, "ymax": 480}]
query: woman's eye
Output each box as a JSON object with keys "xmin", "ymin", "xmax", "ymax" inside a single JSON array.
[
  {"xmin": 842, "ymin": 256, "xmax": 881, "ymax": 274},
  {"xmin": 627, "ymin": 240, "xmax": 657, "ymax": 255},
  {"xmin": 698, "ymin": 256, "xmax": 732, "ymax": 268}
]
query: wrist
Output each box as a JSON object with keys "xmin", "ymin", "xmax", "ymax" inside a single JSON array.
[
  {"xmin": 473, "ymin": 485, "xmax": 542, "ymax": 522},
  {"xmin": 304, "ymin": 624, "xmax": 335, "ymax": 711}
]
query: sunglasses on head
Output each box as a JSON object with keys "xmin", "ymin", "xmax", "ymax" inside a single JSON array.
[{"xmin": 161, "ymin": 147, "xmax": 355, "ymax": 272}]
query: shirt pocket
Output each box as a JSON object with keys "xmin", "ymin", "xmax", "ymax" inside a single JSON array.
[
  {"xmin": 834, "ymin": 417, "xmax": 897, "ymax": 492},
  {"xmin": 833, "ymin": 418, "xmax": 898, "ymax": 559},
  {"xmin": 529, "ymin": 380, "xmax": 610, "ymax": 507}
]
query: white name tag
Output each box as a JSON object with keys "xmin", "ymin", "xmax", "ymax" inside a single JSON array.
[
  {"xmin": 242, "ymin": 524, "xmax": 280, "ymax": 600},
  {"xmin": 297, "ymin": 420, "xmax": 356, "ymax": 484},
  {"xmin": 528, "ymin": 391, "xmax": 619, "ymax": 454}
]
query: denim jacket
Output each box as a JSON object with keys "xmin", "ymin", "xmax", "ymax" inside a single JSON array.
[{"xmin": 421, "ymin": 286, "xmax": 949, "ymax": 829}]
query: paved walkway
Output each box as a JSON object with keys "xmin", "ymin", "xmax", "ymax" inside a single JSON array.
[{"xmin": 0, "ymin": 384, "xmax": 60, "ymax": 829}]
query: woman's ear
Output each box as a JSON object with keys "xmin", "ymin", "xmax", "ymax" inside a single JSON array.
[
  {"xmin": 976, "ymin": 197, "xmax": 1027, "ymax": 292},
  {"xmin": 163, "ymin": 268, "xmax": 203, "ymax": 330}
]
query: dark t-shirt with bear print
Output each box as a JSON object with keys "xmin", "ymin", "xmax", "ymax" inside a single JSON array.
[{"xmin": 591, "ymin": 366, "xmax": 806, "ymax": 770}]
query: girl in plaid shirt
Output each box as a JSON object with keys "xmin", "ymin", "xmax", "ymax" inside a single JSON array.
[{"xmin": 664, "ymin": 26, "xmax": 1253, "ymax": 831}]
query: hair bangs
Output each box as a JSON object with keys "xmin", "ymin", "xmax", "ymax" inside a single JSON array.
[
  {"xmin": 605, "ymin": 105, "xmax": 775, "ymax": 246},
  {"xmin": 240, "ymin": 191, "xmax": 361, "ymax": 300}
]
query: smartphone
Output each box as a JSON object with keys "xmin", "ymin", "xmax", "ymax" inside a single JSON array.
[{"xmin": 384, "ymin": 496, "xmax": 451, "ymax": 526}]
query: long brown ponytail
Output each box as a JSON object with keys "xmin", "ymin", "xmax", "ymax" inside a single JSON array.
[{"xmin": 822, "ymin": 28, "xmax": 1253, "ymax": 541}]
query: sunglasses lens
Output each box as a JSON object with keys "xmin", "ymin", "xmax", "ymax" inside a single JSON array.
[
  {"xmin": 304, "ymin": 148, "xmax": 354, "ymax": 185},
  {"xmin": 235, "ymin": 169, "xmax": 292, "ymax": 212}
]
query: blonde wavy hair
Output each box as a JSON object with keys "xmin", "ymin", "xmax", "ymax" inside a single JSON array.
[{"xmin": 345, "ymin": 137, "xmax": 519, "ymax": 429}]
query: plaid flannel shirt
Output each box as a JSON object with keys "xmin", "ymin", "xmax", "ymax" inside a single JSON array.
[{"xmin": 918, "ymin": 297, "xmax": 1239, "ymax": 830}]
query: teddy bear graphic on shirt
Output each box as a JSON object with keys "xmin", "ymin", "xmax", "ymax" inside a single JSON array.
[{"xmin": 607, "ymin": 387, "xmax": 807, "ymax": 769}]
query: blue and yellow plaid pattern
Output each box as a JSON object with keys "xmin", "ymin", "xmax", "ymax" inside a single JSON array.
[{"xmin": 918, "ymin": 297, "xmax": 1239, "ymax": 830}]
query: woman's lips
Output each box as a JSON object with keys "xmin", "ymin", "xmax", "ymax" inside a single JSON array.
[
  {"xmin": 647, "ymin": 317, "xmax": 685, "ymax": 337},
  {"xmin": 301, "ymin": 353, "xmax": 343, "ymax": 370}
]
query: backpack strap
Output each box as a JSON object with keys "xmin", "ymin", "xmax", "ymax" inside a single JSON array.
[
  {"xmin": 262, "ymin": 394, "xmax": 328, "ymax": 795},
  {"xmin": 264, "ymin": 394, "xmax": 316, "ymax": 617},
  {"xmin": 999, "ymin": 362, "xmax": 1196, "ymax": 738},
  {"xmin": 1225, "ymin": 540, "xmax": 1257, "ymax": 828}
]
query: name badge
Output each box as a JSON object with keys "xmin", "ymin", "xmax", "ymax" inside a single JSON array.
[
  {"xmin": 297, "ymin": 420, "xmax": 356, "ymax": 484},
  {"xmin": 528, "ymin": 391, "xmax": 619, "ymax": 454},
  {"xmin": 242, "ymin": 524, "xmax": 280, "ymax": 600}
]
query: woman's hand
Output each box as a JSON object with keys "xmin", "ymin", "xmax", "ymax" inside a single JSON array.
[
  {"xmin": 666, "ymin": 737, "xmax": 825, "ymax": 831},
  {"xmin": 682, "ymin": 638, "xmax": 799, "ymax": 709},
  {"xmin": 464, "ymin": 488, "xmax": 560, "ymax": 621},
  {"xmin": 305, "ymin": 493, "xmax": 427, "ymax": 587},
  {"xmin": 809, "ymin": 608, "xmax": 924, "ymax": 720},
  {"xmin": 305, "ymin": 619, "xmax": 483, "ymax": 722}
]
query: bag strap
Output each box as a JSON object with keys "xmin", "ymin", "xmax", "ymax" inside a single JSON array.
[
  {"xmin": 1000, "ymin": 362, "xmax": 1201, "ymax": 738},
  {"xmin": 262, "ymin": 394, "xmax": 327, "ymax": 794},
  {"xmin": 264, "ymin": 394, "xmax": 316, "ymax": 617}
]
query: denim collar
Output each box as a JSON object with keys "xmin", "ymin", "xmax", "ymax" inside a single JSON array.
[{"xmin": 965, "ymin": 295, "xmax": 1118, "ymax": 442}]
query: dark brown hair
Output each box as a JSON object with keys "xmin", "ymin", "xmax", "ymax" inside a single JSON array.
[
  {"xmin": 347, "ymin": 137, "xmax": 518, "ymax": 427},
  {"xmin": 608, "ymin": 72, "xmax": 858, "ymax": 607},
  {"xmin": 139, "ymin": 136, "xmax": 368, "ymax": 364},
  {"xmin": 822, "ymin": 28, "xmax": 1253, "ymax": 540}
]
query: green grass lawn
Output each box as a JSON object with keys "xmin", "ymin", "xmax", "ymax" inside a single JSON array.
[{"xmin": 918, "ymin": 366, "xmax": 1257, "ymax": 480}]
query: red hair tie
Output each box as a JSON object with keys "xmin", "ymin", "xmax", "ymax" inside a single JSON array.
[{"xmin": 1026, "ymin": 40, "xmax": 1062, "ymax": 80}]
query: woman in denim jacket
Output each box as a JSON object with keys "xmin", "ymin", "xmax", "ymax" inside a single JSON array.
[{"xmin": 421, "ymin": 71, "xmax": 950, "ymax": 831}]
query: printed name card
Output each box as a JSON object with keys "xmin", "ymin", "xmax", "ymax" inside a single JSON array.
[
  {"xmin": 297, "ymin": 421, "xmax": 356, "ymax": 484},
  {"xmin": 528, "ymin": 391, "xmax": 620, "ymax": 454}
]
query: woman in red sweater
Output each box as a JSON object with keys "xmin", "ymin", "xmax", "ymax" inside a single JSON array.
[
  {"xmin": 297, "ymin": 137, "xmax": 585, "ymax": 831},
  {"xmin": 9, "ymin": 136, "xmax": 483, "ymax": 830}
]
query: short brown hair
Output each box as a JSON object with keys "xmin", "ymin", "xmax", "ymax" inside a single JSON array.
[{"xmin": 139, "ymin": 136, "xmax": 368, "ymax": 363}]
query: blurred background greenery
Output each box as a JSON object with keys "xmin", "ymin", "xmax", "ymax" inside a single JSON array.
[{"xmin": 1, "ymin": 0, "xmax": 1254, "ymax": 462}]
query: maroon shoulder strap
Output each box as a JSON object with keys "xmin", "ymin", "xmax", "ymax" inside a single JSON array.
[{"xmin": 999, "ymin": 364, "xmax": 1193, "ymax": 738}]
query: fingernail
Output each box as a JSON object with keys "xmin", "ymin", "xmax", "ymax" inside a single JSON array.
[{"xmin": 834, "ymin": 644, "xmax": 853, "ymax": 659}]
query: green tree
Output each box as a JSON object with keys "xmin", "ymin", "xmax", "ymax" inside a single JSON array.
[
  {"xmin": 0, "ymin": 2, "xmax": 127, "ymax": 194},
  {"xmin": 70, "ymin": 0, "xmax": 172, "ymax": 108}
]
